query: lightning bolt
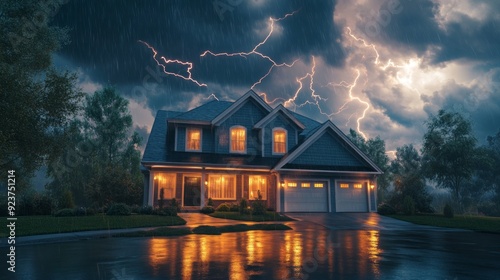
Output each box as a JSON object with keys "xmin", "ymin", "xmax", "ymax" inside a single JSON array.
[
  {"xmin": 204, "ymin": 93, "xmax": 220, "ymax": 101},
  {"xmin": 139, "ymin": 40, "xmax": 207, "ymax": 87},
  {"xmin": 201, "ymin": 10, "xmax": 300, "ymax": 97}
]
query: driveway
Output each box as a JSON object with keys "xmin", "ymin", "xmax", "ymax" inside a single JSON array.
[{"xmin": 286, "ymin": 212, "xmax": 468, "ymax": 231}]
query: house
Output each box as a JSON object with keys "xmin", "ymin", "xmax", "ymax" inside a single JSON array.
[{"xmin": 141, "ymin": 90, "xmax": 382, "ymax": 212}]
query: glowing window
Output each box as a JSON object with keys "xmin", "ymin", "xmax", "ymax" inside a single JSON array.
[
  {"xmin": 301, "ymin": 182, "xmax": 310, "ymax": 188},
  {"xmin": 354, "ymin": 183, "xmax": 363, "ymax": 189},
  {"xmin": 314, "ymin": 183, "xmax": 324, "ymax": 188},
  {"xmin": 230, "ymin": 126, "xmax": 246, "ymax": 153},
  {"xmin": 273, "ymin": 128, "xmax": 287, "ymax": 154},
  {"xmin": 340, "ymin": 183, "xmax": 349, "ymax": 189},
  {"xmin": 249, "ymin": 176, "xmax": 267, "ymax": 200},
  {"xmin": 155, "ymin": 173, "xmax": 176, "ymax": 199},
  {"xmin": 186, "ymin": 128, "xmax": 201, "ymax": 151},
  {"xmin": 208, "ymin": 174, "xmax": 236, "ymax": 200},
  {"xmin": 287, "ymin": 182, "xmax": 297, "ymax": 188}
]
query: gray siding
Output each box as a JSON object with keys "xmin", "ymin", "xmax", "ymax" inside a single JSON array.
[
  {"xmin": 176, "ymin": 127, "xmax": 186, "ymax": 151},
  {"xmin": 216, "ymin": 100, "xmax": 267, "ymax": 154},
  {"xmin": 263, "ymin": 115, "xmax": 298, "ymax": 157},
  {"xmin": 291, "ymin": 131, "xmax": 365, "ymax": 167}
]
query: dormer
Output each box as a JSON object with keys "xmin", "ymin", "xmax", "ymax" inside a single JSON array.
[{"xmin": 254, "ymin": 104, "xmax": 305, "ymax": 157}]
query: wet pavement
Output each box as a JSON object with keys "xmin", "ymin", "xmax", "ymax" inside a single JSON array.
[{"xmin": 3, "ymin": 213, "xmax": 499, "ymax": 279}]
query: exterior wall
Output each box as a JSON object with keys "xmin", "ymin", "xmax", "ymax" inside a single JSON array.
[
  {"xmin": 291, "ymin": 131, "xmax": 365, "ymax": 167},
  {"xmin": 150, "ymin": 168, "xmax": 276, "ymax": 210},
  {"xmin": 175, "ymin": 126, "xmax": 213, "ymax": 152},
  {"xmin": 216, "ymin": 100, "xmax": 267, "ymax": 154},
  {"xmin": 262, "ymin": 115, "xmax": 298, "ymax": 157}
]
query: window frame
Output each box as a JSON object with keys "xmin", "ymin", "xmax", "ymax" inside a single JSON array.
[
  {"xmin": 207, "ymin": 174, "xmax": 237, "ymax": 200},
  {"xmin": 155, "ymin": 172, "xmax": 177, "ymax": 199},
  {"xmin": 272, "ymin": 127, "xmax": 287, "ymax": 155},
  {"xmin": 185, "ymin": 127, "xmax": 202, "ymax": 152},
  {"xmin": 230, "ymin": 125, "xmax": 247, "ymax": 154},
  {"xmin": 248, "ymin": 175, "xmax": 268, "ymax": 200}
]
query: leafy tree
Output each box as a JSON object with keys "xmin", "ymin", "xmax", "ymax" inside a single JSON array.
[
  {"xmin": 0, "ymin": 0, "xmax": 82, "ymax": 186},
  {"xmin": 421, "ymin": 110, "xmax": 479, "ymax": 209},
  {"xmin": 390, "ymin": 144, "xmax": 433, "ymax": 213},
  {"xmin": 48, "ymin": 87, "xmax": 143, "ymax": 207},
  {"xmin": 348, "ymin": 129, "xmax": 391, "ymax": 202}
]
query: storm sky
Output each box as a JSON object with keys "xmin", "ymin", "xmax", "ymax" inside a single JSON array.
[{"xmin": 53, "ymin": 0, "xmax": 500, "ymax": 154}]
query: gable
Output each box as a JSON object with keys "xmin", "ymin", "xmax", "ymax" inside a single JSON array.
[
  {"xmin": 274, "ymin": 121, "xmax": 382, "ymax": 173},
  {"xmin": 288, "ymin": 130, "xmax": 368, "ymax": 169},
  {"xmin": 212, "ymin": 90, "xmax": 271, "ymax": 126}
]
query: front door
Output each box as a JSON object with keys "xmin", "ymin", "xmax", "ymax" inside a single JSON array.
[{"xmin": 183, "ymin": 176, "xmax": 201, "ymax": 206}]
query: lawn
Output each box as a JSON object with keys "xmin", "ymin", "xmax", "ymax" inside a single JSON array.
[
  {"xmin": 1, "ymin": 214, "xmax": 186, "ymax": 237},
  {"xmin": 114, "ymin": 223, "xmax": 292, "ymax": 237},
  {"xmin": 209, "ymin": 211, "xmax": 294, "ymax": 222},
  {"xmin": 388, "ymin": 214, "xmax": 500, "ymax": 233}
]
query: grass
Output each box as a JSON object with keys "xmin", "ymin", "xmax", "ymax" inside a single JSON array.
[
  {"xmin": 388, "ymin": 214, "xmax": 500, "ymax": 233},
  {"xmin": 209, "ymin": 211, "xmax": 294, "ymax": 222},
  {"xmin": 114, "ymin": 223, "xmax": 292, "ymax": 237},
  {"xmin": 0, "ymin": 214, "xmax": 186, "ymax": 237}
]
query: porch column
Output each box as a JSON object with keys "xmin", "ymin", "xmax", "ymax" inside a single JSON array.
[
  {"xmin": 148, "ymin": 170, "xmax": 154, "ymax": 206},
  {"xmin": 275, "ymin": 173, "xmax": 281, "ymax": 212},
  {"xmin": 200, "ymin": 171, "xmax": 206, "ymax": 207}
]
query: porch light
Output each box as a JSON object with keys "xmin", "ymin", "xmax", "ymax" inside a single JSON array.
[
  {"xmin": 204, "ymin": 180, "xmax": 208, "ymax": 186},
  {"xmin": 370, "ymin": 184, "xmax": 375, "ymax": 189},
  {"xmin": 280, "ymin": 181, "xmax": 285, "ymax": 188}
]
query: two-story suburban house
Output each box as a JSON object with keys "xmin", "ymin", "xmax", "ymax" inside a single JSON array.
[{"xmin": 141, "ymin": 90, "xmax": 382, "ymax": 212}]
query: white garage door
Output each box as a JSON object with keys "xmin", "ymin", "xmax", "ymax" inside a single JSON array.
[
  {"xmin": 284, "ymin": 180, "xmax": 328, "ymax": 212},
  {"xmin": 336, "ymin": 182, "xmax": 368, "ymax": 212}
]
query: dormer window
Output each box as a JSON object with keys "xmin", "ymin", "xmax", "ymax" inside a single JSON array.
[
  {"xmin": 186, "ymin": 128, "xmax": 201, "ymax": 151},
  {"xmin": 273, "ymin": 128, "xmax": 287, "ymax": 154},
  {"xmin": 230, "ymin": 126, "xmax": 246, "ymax": 153}
]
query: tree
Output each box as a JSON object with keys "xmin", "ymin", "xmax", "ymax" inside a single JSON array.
[
  {"xmin": 421, "ymin": 110, "xmax": 478, "ymax": 209},
  {"xmin": 390, "ymin": 144, "xmax": 433, "ymax": 213},
  {"xmin": 348, "ymin": 129, "xmax": 391, "ymax": 202},
  {"xmin": 0, "ymin": 0, "xmax": 82, "ymax": 186},
  {"xmin": 48, "ymin": 87, "xmax": 143, "ymax": 208}
]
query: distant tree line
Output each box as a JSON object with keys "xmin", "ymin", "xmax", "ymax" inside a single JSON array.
[{"xmin": 350, "ymin": 110, "xmax": 500, "ymax": 216}]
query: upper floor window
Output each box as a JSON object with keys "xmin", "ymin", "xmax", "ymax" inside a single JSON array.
[
  {"xmin": 230, "ymin": 126, "xmax": 246, "ymax": 153},
  {"xmin": 273, "ymin": 128, "xmax": 287, "ymax": 154},
  {"xmin": 186, "ymin": 128, "xmax": 201, "ymax": 151}
]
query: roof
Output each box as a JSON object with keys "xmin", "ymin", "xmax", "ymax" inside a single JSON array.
[
  {"xmin": 142, "ymin": 91, "xmax": 382, "ymax": 174},
  {"xmin": 142, "ymin": 110, "xmax": 182, "ymax": 162},
  {"xmin": 169, "ymin": 100, "xmax": 232, "ymax": 123},
  {"xmin": 254, "ymin": 104, "xmax": 305, "ymax": 130}
]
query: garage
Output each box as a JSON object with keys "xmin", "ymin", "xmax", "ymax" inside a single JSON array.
[
  {"xmin": 284, "ymin": 180, "xmax": 328, "ymax": 212},
  {"xmin": 335, "ymin": 181, "xmax": 368, "ymax": 212}
]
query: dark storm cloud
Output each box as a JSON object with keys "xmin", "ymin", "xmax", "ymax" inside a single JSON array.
[
  {"xmin": 54, "ymin": 0, "xmax": 343, "ymax": 93},
  {"xmin": 373, "ymin": 0, "xmax": 500, "ymax": 64}
]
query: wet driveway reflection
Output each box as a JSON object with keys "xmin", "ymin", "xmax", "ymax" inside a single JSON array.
[{"xmin": 10, "ymin": 228, "xmax": 500, "ymax": 279}]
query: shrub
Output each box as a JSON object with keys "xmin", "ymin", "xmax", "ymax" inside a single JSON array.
[
  {"xmin": 478, "ymin": 202, "xmax": 500, "ymax": 217},
  {"xmin": 239, "ymin": 198, "xmax": 249, "ymax": 214},
  {"xmin": 200, "ymin": 206, "xmax": 215, "ymax": 214},
  {"xmin": 33, "ymin": 193, "xmax": 55, "ymax": 215},
  {"xmin": 266, "ymin": 207, "xmax": 275, "ymax": 212},
  {"xmin": 107, "ymin": 203, "xmax": 131, "ymax": 216},
  {"xmin": 377, "ymin": 203, "xmax": 396, "ymax": 215},
  {"xmin": 130, "ymin": 204, "xmax": 141, "ymax": 214},
  {"xmin": 444, "ymin": 203, "xmax": 454, "ymax": 218},
  {"xmin": 85, "ymin": 208, "xmax": 96, "ymax": 216},
  {"xmin": 207, "ymin": 198, "xmax": 214, "ymax": 207},
  {"xmin": 216, "ymin": 203, "xmax": 231, "ymax": 212},
  {"xmin": 140, "ymin": 205, "xmax": 154, "ymax": 215},
  {"xmin": 229, "ymin": 203, "xmax": 239, "ymax": 212},
  {"xmin": 403, "ymin": 196, "xmax": 415, "ymax": 215},
  {"xmin": 170, "ymin": 198, "xmax": 181, "ymax": 212},
  {"xmin": 54, "ymin": 208, "xmax": 75, "ymax": 217},
  {"xmin": 74, "ymin": 207, "xmax": 87, "ymax": 216},
  {"xmin": 157, "ymin": 206, "xmax": 177, "ymax": 216}
]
